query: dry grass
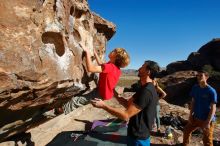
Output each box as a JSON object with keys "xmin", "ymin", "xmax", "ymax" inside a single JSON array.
[
  {"xmin": 216, "ymin": 109, "xmax": 220, "ymax": 124},
  {"xmin": 117, "ymin": 75, "xmax": 139, "ymax": 87}
]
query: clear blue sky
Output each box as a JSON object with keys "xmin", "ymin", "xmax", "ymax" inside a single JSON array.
[{"xmin": 88, "ymin": 0, "xmax": 220, "ymax": 69}]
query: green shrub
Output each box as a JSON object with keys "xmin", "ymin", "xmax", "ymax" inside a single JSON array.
[
  {"xmin": 202, "ymin": 65, "xmax": 220, "ymax": 80},
  {"xmin": 202, "ymin": 65, "xmax": 213, "ymax": 75},
  {"xmin": 212, "ymin": 71, "xmax": 220, "ymax": 80}
]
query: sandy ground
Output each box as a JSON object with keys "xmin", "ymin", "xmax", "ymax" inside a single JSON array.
[{"xmin": 28, "ymin": 98, "xmax": 123, "ymax": 146}]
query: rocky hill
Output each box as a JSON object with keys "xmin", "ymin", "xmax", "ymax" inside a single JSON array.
[
  {"xmin": 162, "ymin": 39, "xmax": 220, "ymax": 106},
  {"xmin": 166, "ymin": 38, "xmax": 220, "ymax": 74}
]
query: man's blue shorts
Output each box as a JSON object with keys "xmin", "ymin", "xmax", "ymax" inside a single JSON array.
[{"xmin": 127, "ymin": 136, "xmax": 150, "ymax": 146}]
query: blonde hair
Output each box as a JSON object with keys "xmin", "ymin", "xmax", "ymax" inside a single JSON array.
[{"xmin": 112, "ymin": 48, "xmax": 130, "ymax": 68}]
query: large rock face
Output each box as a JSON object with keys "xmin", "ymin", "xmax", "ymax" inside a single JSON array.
[{"xmin": 0, "ymin": 0, "xmax": 115, "ymax": 141}]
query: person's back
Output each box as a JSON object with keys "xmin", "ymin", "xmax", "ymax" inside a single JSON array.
[
  {"xmin": 98, "ymin": 61, "xmax": 121, "ymax": 100},
  {"xmin": 152, "ymin": 79, "xmax": 167, "ymax": 132}
]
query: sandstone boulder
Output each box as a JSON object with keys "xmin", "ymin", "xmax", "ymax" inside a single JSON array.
[
  {"xmin": 160, "ymin": 71, "xmax": 197, "ymax": 106},
  {"xmin": 0, "ymin": 0, "xmax": 115, "ymax": 141},
  {"xmin": 187, "ymin": 52, "xmax": 210, "ymax": 70}
]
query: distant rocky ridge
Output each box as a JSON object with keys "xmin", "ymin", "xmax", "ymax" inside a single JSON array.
[
  {"xmin": 122, "ymin": 68, "xmax": 165, "ymax": 76},
  {"xmin": 122, "ymin": 69, "xmax": 137, "ymax": 76}
]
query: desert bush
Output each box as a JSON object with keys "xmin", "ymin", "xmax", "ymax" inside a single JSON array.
[
  {"xmin": 211, "ymin": 71, "xmax": 220, "ymax": 80},
  {"xmin": 202, "ymin": 65, "xmax": 220, "ymax": 80},
  {"xmin": 202, "ymin": 64, "xmax": 213, "ymax": 75}
]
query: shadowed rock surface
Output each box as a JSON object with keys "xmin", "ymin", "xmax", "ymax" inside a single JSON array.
[
  {"xmin": 0, "ymin": 0, "xmax": 115, "ymax": 141},
  {"xmin": 196, "ymin": 38, "xmax": 220, "ymax": 70},
  {"xmin": 160, "ymin": 71, "xmax": 197, "ymax": 106}
]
